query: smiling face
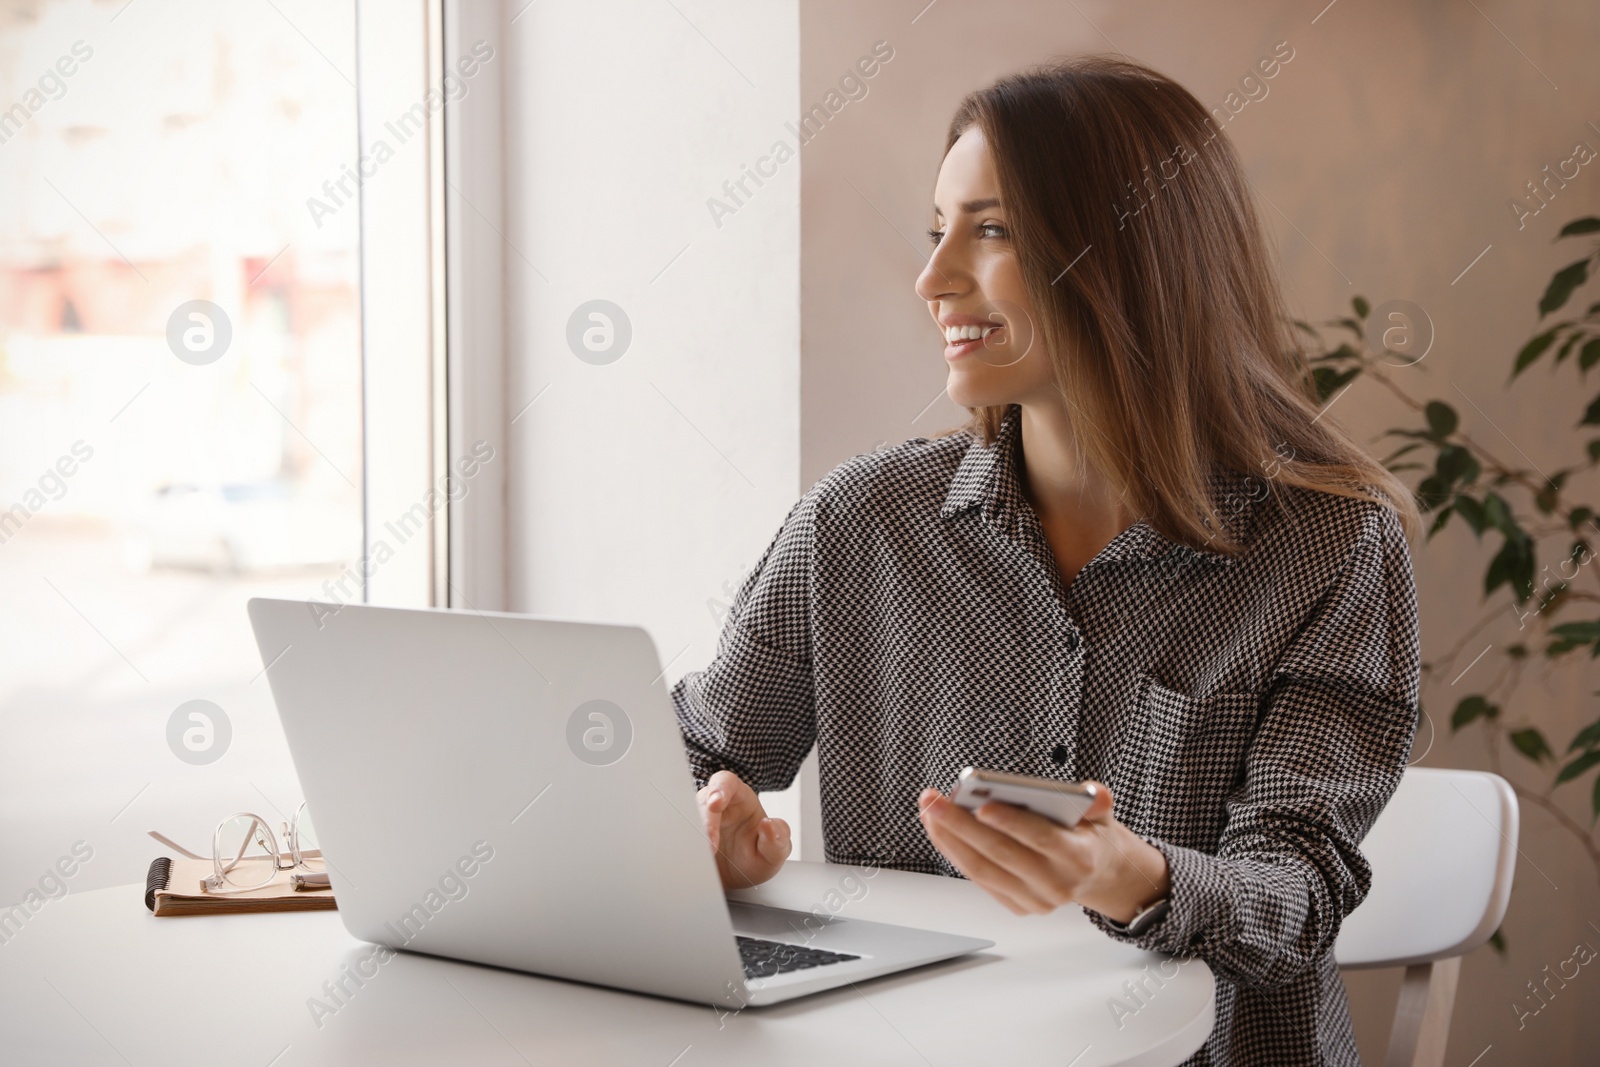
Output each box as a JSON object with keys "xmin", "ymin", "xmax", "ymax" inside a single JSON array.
[{"xmin": 915, "ymin": 125, "xmax": 1055, "ymax": 410}]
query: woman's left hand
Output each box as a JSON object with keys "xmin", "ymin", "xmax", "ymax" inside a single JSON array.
[{"xmin": 916, "ymin": 780, "xmax": 1170, "ymax": 922}]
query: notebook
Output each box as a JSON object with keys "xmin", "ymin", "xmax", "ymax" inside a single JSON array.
[{"xmin": 144, "ymin": 853, "xmax": 336, "ymax": 916}]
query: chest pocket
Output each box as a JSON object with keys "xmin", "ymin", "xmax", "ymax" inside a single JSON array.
[{"xmin": 1118, "ymin": 671, "xmax": 1263, "ymax": 849}]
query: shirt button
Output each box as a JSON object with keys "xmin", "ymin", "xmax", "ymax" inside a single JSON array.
[{"xmin": 1050, "ymin": 744, "xmax": 1068, "ymax": 765}]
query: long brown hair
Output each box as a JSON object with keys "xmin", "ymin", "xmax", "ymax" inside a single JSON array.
[{"xmin": 940, "ymin": 54, "xmax": 1420, "ymax": 551}]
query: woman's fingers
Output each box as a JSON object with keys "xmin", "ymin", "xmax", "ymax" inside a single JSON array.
[
  {"xmin": 920, "ymin": 799, "xmax": 1055, "ymax": 912},
  {"xmin": 696, "ymin": 772, "xmax": 791, "ymax": 889},
  {"xmin": 697, "ymin": 785, "xmax": 726, "ymax": 851},
  {"xmin": 918, "ymin": 789, "xmax": 1072, "ymax": 913},
  {"xmin": 926, "ymin": 823, "xmax": 1038, "ymax": 913},
  {"xmin": 756, "ymin": 817, "xmax": 791, "ymax": 863}
]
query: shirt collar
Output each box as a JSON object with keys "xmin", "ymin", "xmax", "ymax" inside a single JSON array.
[{"xmin": 938, "ymin": 403, "xmax": 1248, "ymax": 565}]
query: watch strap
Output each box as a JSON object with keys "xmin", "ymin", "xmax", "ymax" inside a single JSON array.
[{"xmin": 1121, "ymin": 894, "xmax": 1171, "ymax": 937}]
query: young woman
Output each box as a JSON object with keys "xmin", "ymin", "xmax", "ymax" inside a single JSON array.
[{"xmin": 675, "ymin": 54, "xmax": 1421, "ymax": 1066}]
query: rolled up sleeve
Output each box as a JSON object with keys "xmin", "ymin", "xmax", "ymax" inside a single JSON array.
[
  {"xmin": 672, "ymin": 490, "xmax": 820, "ymax": 793},
  {"xmin": 1087, "ymin": 504, "xmax": 1422, "ymax": 990}
]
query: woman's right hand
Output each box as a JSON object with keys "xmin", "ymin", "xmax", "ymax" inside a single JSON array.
[{"xmin": 696, "ymin": 769, "xmax": 791, "ymax": 889}]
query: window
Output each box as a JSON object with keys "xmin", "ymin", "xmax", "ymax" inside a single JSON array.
[{"xmin": 0, "ymin": 0, "xmax": 363, "ymax": 895}]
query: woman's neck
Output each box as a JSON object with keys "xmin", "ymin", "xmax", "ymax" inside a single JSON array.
[{"xmin": 1016, "ymin": 400, "xmax": 1133, "ymax": 537}]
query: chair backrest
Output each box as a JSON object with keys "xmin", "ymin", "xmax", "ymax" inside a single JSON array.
[{"xmin": 1335, "ymin": 767, "xmax": 1518, "ymax": 969}]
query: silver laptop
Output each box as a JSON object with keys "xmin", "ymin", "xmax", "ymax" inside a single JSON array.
[{"xmin": 247, "ymin": 598, "xmax": 992, "ymax": 1008}]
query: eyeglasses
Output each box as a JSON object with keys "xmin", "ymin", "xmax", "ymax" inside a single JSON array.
[{"xmin": 204, "ymin": 801, "xmax": 325, "ymax": 893}]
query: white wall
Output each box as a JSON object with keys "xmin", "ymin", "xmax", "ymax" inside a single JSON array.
[{"xmin": 502, "ymin": 2, "xmax": 805, "ymax": 836}]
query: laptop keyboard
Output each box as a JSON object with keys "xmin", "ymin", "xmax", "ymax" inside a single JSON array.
[{"xmin": 736, "ymin": 935, "xmax": 860, "ymax": 979}]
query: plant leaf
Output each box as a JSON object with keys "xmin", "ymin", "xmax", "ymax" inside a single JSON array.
[
  {"xmin": 1556, "ymin": 330, "xmax": 1583, "ymax": 365},
  {"xmin": 1485, "ymin": 537, "xmax": 1536, "ymax": 602},
  {"xmin": 1549, "ymin": 620, "xmax": 1600, "ymax": 642},
  {"xmin": 1540, "ymin": 258, "xmax": 1592, "ymax": 319},
  {"xmin": 1486, "ymin": 542, "xmax": 1515, "ymax": 598},
  {"xmin": 1311, "ymin": 366, "xmax": 1360, "ymax": 403},
  {"xmin": 1556, "ymin": 748, "xmax": 1600, "ymax": 784},
  {"xmin": 1509, "ymin": 727, "xmax": 1554, "ymax": 763},
  {"xmin": 1570, "ymin": 714, "xmax": 1600, "ymax": 752},
  {"xmin": 1437, "ymin": 445, "xmax": 1480, "ymax": 488},
  {"xmin": 1418, "ymin": 475, "xmax": 1450, "ymax": 512},
  {"xmin": 1558, "ymin": 217, "xmax": 1600, "ymax": 237},
  {"xmin": 1535, "ymin": 470, "xmax": 1569, "ymax": 514},
  {"xmin": 1451, "ymin": 695, "xmax": 1498, "ymax": 730},
  {"xmin": 1425, "ymin": 400, "xmax": 1459, "ymax": 439},
  {"xmin": 1352, "ymin": 295, "xmax": 1370, "ymax": 319},
  {"xmin": 1454, "ymin": 495, "xmax": 1487, "ymax": 534},
  {"xmin": 1515, "ymin": 328, "xmax": 1560, "ymax": 377},
  {"xmin": 1489, "ymin": 926, "xmax": 1507, "ymax": 954},
  {"xmin": 1482, "ymin": 493, "xmax": 1517, "ymax": 536},
  {"xmin": 1428, "ymin": 505, "xmax": 1453, "ymax": 538},
  {"xmin": 1584, "ymin": 395, "xmax": 1600, "ymax": 427},
  {"xmin": 1549, "ymin": 623, "xmax": 1600, "ymax": 655},
  {"xmin": 1593, "ymin": 772, "xmax": 1600, "ymax": 822},
  {"xmin": 1583, "ymin": 338, "xmax": 1600, "ymax": 372}
]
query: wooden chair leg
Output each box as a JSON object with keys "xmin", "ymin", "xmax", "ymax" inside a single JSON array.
[{"xmin": 1385, "ymin": 956, "xmax": 1461, "ymax": 1067}]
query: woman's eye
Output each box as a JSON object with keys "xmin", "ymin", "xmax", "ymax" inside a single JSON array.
[{"xmin": 926, "ymin": 222, "xmax": 1006, "ymax": 245}]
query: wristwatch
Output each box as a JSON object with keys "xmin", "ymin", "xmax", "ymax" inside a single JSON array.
[{"xmin": 1120, "ymin": 894, "xmax": 1171, "ymax": 936}]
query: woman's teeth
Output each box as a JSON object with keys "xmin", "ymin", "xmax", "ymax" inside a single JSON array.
[{"xmin": 944, "ymin": 324, "xmax": 1002, "ymax": 344}]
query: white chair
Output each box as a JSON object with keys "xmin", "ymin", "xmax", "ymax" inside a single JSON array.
[{"xmin": 1335, "ymin": 767, "xmax": 1518, "ymax": 1067}]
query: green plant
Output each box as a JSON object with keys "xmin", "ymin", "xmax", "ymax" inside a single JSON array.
[{"xmin": 1300, "ymin": 216, "xmax": 1600, "ymax": 892}]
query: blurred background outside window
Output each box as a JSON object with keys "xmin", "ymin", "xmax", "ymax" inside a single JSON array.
[{"xmin": 0, "ymin": 0, "xmax": 363, "ymax": 894}]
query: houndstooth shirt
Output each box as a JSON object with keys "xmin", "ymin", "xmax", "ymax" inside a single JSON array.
[{"xmin": 672, "ymin": 402, "xmax": 1421, "ymax": 1067}]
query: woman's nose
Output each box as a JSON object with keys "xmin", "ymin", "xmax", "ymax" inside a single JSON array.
[{"xmin": 916, "ymin": 243, "xmax": 964, "ymax": 302}]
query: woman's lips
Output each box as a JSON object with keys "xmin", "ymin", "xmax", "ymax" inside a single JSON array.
[{"xmin": 945, "ymin": 326, "xmax": 1004, "ymax": 361}]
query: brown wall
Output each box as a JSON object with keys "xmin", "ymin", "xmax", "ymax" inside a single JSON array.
[{"xmin": 800, "ymin": 2, "xmax": 1600, "ymax": 1062}]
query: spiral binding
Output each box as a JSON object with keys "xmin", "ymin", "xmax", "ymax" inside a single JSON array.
[{"xmin": 145, "ymin": 856, "xmax": 173, "ymax": 913}]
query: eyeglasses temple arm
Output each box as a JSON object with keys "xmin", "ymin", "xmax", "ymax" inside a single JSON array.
[{"xmin": 147, "ymin": 830, "xmax": 207, "ymax": 861}]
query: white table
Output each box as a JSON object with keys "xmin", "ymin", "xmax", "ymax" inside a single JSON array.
[{"xmin": 0, "ymin": 860, "xmax": 1213, "ymax": 1066}]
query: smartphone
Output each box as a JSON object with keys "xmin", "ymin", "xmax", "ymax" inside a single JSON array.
[{"xmin": 948, "ymin": 767, "xmax": 1099, "ymax": 828}]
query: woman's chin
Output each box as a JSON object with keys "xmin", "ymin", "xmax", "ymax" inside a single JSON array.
[{"xmin": 945, "ymin": 375, "xmax": 1010, "ymax": 411}]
